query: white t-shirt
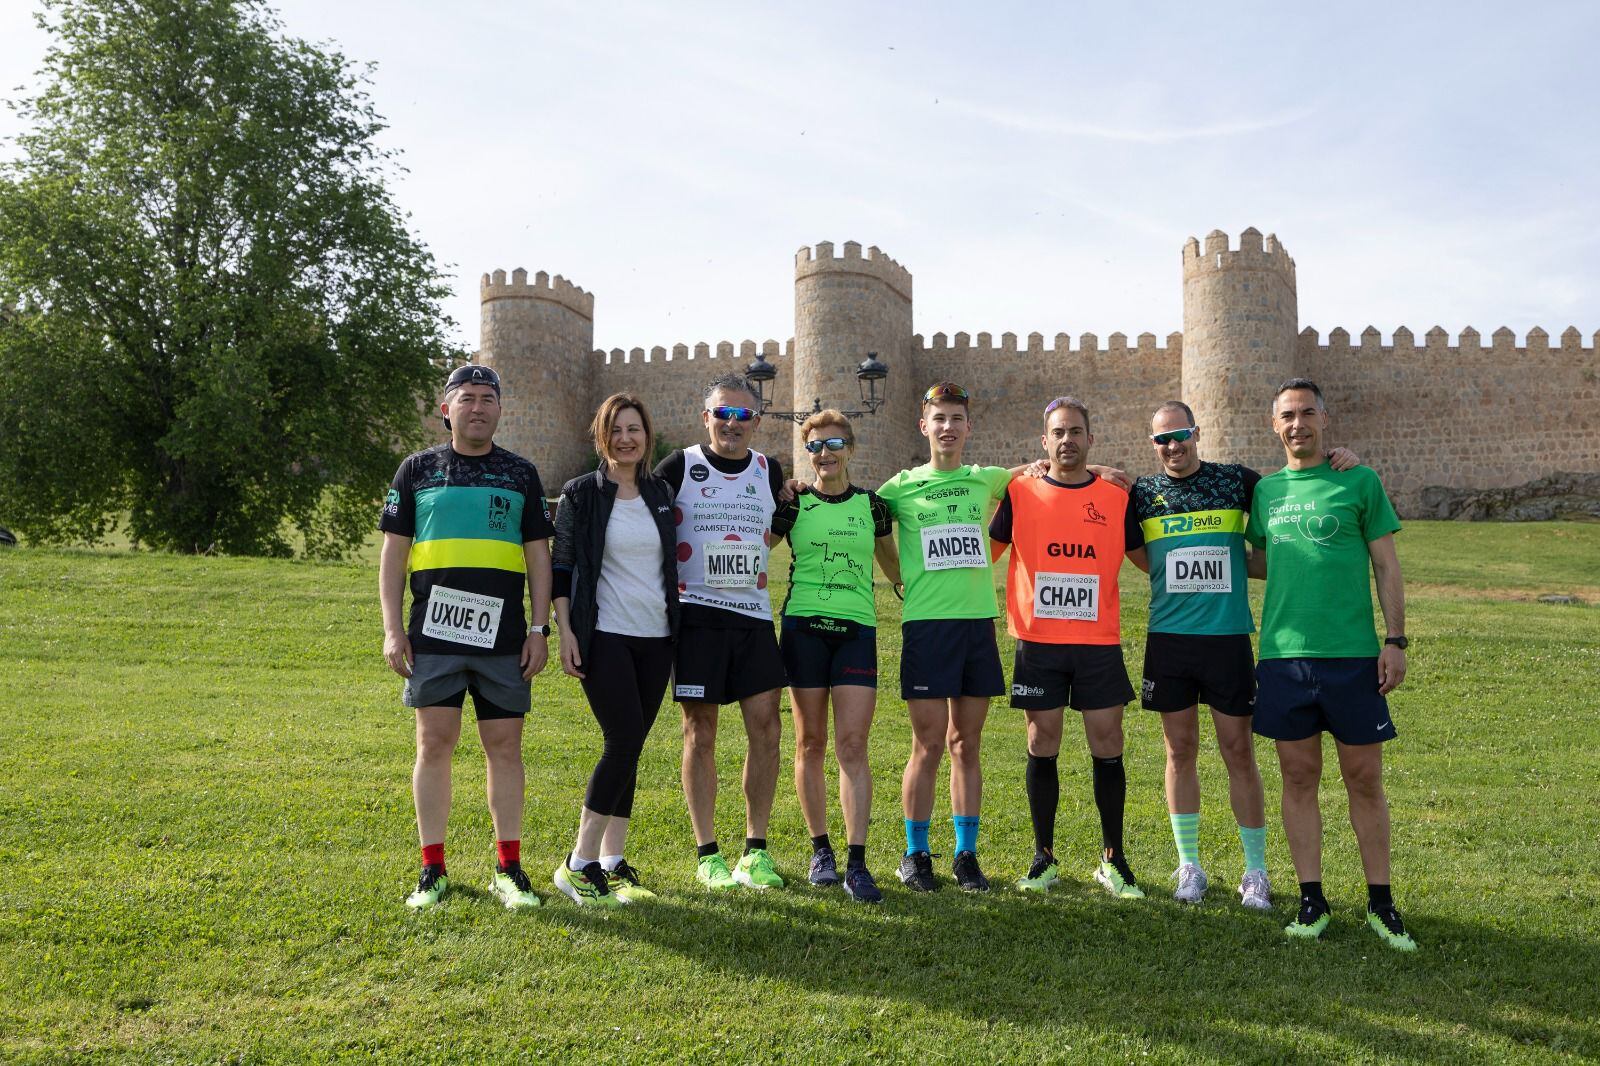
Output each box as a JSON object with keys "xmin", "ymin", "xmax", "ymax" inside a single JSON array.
[{"xmin": 595, "ymin": 494, "xmax": 671, "ymax": 638}]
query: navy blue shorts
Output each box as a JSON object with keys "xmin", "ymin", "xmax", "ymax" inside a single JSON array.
[
  {"xmin": 900, "ymin": 618, "xmax": 1005, "ymax": 701},
  {"xmin": 1253, "ymin": 657, "xmax": 1395, "ymax": 745},
  {"xmin": 781, "ymin": 615, "xmax": 878, "ymax": 689}
]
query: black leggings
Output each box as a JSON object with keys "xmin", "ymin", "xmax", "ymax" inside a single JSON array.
[{"xmin": 578, "ymin": 630, "xmax": 675, "ymax": 818}]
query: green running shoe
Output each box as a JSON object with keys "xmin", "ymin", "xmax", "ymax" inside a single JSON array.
[
  {"xmin": 1285, "ymin": 902, "xmax": 1331, "ymax": 940},
  {"xmin": 489, "ymin": 862, "xmax": 543, "ymax": 909},
  {"xmin": 1016, "ymin": 851, "xmax": 1059, "ymax": 892},
  {"xmin": 733, "ymin": 848, "xmax": 784, "ymax": 889},
  {"xmin": 1367, "ymin": 907, "xmax": 1417, "ymax": 952},
  {"xmin": 405, "ymin": 865, "xmax": 448, "ymax": 910},
  {"xmin": 605, "ymin": 860, "xmax": 656, "ymax": 903},
  {"xmin": 696, "ymin": 852, "xmax": 738, "ymax": 890},
  {"xmin": 552, "ymin": 858, "xmax": 620, "ymax": 907},
  {"xmin": 1094, "ymin": 859, "xmax": 1146, "ymax": 899}
]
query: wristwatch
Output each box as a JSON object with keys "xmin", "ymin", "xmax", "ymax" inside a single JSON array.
[
  {"xmin": 530, "ymin": 623, "xmax": 551, "ymax": 637},
  {"xmin": 1384, "ymin": 635, "xmax": 1408, "ymax": 650}
]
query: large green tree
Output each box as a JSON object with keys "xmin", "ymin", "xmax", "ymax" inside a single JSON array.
[{"xmin": 0, "ymin": 0, "xmax": 458, "ymax": 556}]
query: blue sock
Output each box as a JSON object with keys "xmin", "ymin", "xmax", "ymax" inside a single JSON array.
[
  {"xmin": 904, "ymin": 819, "xmax": 930, "ymax": 856},
  {"xmin": 952, "ymin": 815, "xmax": 979, "ymax": 854}
]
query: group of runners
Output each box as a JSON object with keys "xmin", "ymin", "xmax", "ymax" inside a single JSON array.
[{"xmin": 378, "ymin": 362, "xmax": 1416, "ymax": 951}]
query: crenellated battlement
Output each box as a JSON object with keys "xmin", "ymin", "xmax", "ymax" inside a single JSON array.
[
  {"xmin": 1299, "ymin": 325, "xmax": 1596, "ymax": 355},
  {"xmin": 480, "ymin": 267, "xmax": 595, "ymax": 321},
  {"xmin": 795, "ymin": 240, "xmax": 913, "ymax": 302},
  {"xmin": 593, "ymin": 338, "xmax": 793, "ymax": 367},
  {"xmin": 914, "ymin": 329, "xmax": 1182, "ymax": 358},
  {"xmin": 1182, "ymin": 227, "xmax": 1296, "ymax": 291}
]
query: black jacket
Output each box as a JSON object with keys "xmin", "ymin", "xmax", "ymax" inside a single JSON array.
[{"xmin": 551, "ymin": 468, "xmax": 680, "ymax": 662}]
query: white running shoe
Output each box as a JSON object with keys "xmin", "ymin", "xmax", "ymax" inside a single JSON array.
[
  {"xmin": 1173, "ymin": 862, "xmax": 1209, "ymax": 904},
  {"xmin": 1239, "ymin": 869, "xmax": 1272, "ymax": 910}
]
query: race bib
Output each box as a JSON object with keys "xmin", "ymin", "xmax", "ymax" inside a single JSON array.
[
  {"xmin": 704, "ymin": 540, "xmax": 762, "ymax": 588},
  {"xmin": 1034, "ymin": 572, "xmax": 1098, "ymax": 621},
  {"xmin": 422, "ymin": 585, "xmax": 504, "ymax": 649},
  {"xmin": 1165, "ymin": 546, "xmax": 1232, "ymax": 594},
  {"xmin": 921, "ymin": 524, "xmax": 986, "ymax": 570}
]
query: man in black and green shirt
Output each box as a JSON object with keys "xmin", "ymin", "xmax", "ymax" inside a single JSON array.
[{"xmin": 380, "ymin": 364, "xmax": 554, "ymax": 911}]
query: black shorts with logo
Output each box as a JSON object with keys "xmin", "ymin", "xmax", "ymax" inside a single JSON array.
[
  {"xmin": 781, "ymin": 615, "xmax": 878, "ymax": 689},
  {"xmin": 1140, "ymin": 631, "xmax": 1257, "ymax": 716},
  {"xmin": 900, "ymin": 618, "xmax": 1006, "ymax": 701},
  {"xmin": 672, "ymin": 623, "xmax": 787, "ymax": 705},
  {"xmin": 1009, "ymin": 639, "xmax": 1135, "ymax": 711}
]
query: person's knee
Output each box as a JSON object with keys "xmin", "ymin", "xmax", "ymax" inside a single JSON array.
[
  {"xmin": 416, "ymin": 723, "xmax": 459, "ymax": 763},
  {"xmin": 834, "ymin": 730, "xmax": 868, "ymax": 770},
  {"xmin": 947, "ymin": 728, "xmax": 981, "ymax": 767},
  {"xmin": 1217, "ymin": 731, "xmax": 1256, "ymax": 773},
  {"xmin": 682, "ymin": 710, "xmax": 717, "ymax": 753},
  {"xmin": 911, "ymin": 730, "xmax": 946, "ymax": 763},
  {"xmin": 1165, "ymin": 728, "xmax": 1199, "ymax": 767},
  {"xmin": 1342, "ymin": 757, "xmax": 1385, "ymax": 800},
  {"xmin": 1280, "ymin": 757, "xmax": 1321, "ymax": 793}
]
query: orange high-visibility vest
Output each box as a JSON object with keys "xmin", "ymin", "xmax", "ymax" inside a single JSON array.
[{"xmin": 997, "ymin": 476, "xmax": 1129, "ymax": 645}]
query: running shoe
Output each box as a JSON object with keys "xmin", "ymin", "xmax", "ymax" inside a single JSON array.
[
  {"xmin": 1093, "ymin": 858, "xmax": 1146, "ymax": 900},
  {"xmin": 696, "ymin": 852, "xmax": 738, "ymax": 890},
  {"xmin": 896, "ymin": 850, "xmax": 939, "ymax": 892},
  {"xmin": 1015, "ymin": 851, "xmax": 1059, "ymax": 892},
  {"xmin": 733, "ymin": 848, "xmax": 784, "ymax": 889},
  {"xmin": 605, "ymin": 860, "xmax": 656, "ymax": 903},
  {"xmin": 1367, "ymin": 906, "xmax": 1418, "ymax": 952},
  {"xmin": 489, "ymin": 862, "xmax": 543, "ymax": 909},
  {"xmin": 842, "ymin": 864, "xmax": 883, "ymax": 904},
  {"xmin": 808, "ymin": 845, "xmax": 841, "ymax": 887},
  {"xmin": 1238, "ymin": 870, "xmax": 1272, "ymax": 911},
  {"xmin": 1173, "ymin": 862, "xmax": 1209, "ymax": 904},
  {"xmin": 1285, "ymin": 898, "xmax": 1331, "ymax": 940},
  {"xmin": 551, "ymin": 858, "xmax": 619, "ymax": 907},
  {"xmin": 405, "ymin": 864, "xmax": 449, "ymax": 910},
  {"xmin": 952, "ymin": 850, "xmax": 990, "ymax": 892}
]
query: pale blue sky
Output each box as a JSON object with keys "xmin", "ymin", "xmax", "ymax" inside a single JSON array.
[{"xmin": 3, "ymin": 1, "xmax": 1596, "ymax": 352}]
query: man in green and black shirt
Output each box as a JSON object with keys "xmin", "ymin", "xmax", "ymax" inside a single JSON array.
[{"xmin": 379, "ymin": 364, "xmax": 554, "ymax": 911}]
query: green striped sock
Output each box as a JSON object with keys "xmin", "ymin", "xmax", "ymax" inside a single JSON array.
[
  {"xmin": 1169, "ymin": 812, "xmax": 1200, "ymax": 866},
  {"xmin": 1238, "ymin": 824, "xmax": 1267, "ymax": 873}
]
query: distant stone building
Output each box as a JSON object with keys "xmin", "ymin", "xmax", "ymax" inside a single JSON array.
[{"xmin": 474, "ymin": 229, "xmax": 1599, "ymax": 514}]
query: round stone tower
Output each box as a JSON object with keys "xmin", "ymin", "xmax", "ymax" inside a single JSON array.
[
  {"xmin": 478, "ymin": 268, "xmax": 595, "ymax": 484},
  {"xmin": 793, "ymin": 241, "xmax": 917, "ymax": 488},
  {"xmin": 1181, "ymin": 228, "xmax": 1300, "ymax": 473}
]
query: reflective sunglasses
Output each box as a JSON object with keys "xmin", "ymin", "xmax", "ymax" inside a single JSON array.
[
  {"xmin": 803, "ymin": 437, "xmax": 851, "ymax": 454},
  {"xmin": 922, "ymin": 383, "xmax": 969, "ymax": 403},
  {"xmin": 708, "ymin": 405, "xmax": 758, "ymax": 422},
  {"xmin": 1150, "ymin": 426, "xmax": 1197, "ymax": 446}
]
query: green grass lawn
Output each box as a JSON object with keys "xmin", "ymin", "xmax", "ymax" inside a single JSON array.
[{"xmin": 2, "ymin": 522, "xmax": 1598, "ymax": 1063}]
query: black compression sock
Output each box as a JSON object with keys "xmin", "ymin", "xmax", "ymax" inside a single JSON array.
[
  {"xmin": 811, "ymin": 834, "xmax": 832, "ymax": 853},
  {"xmin": 697, "ymin": 841, "xmax": 720, "ymax": 859},
  {"xmin": 847, "ymin": 844, "xmax": 866, "ymax": 868},
  {"xmin": 744, "ymin": 837, "xmax": 766, "ymax": 855},
  {"xmin": 1025, "ymin": 753, "xmax": 1059, "ymax": 853},
  {"xmin": 1091, "ymin": 754, "xmax": 1126, "ymax": 855},
  {"xmin": 1367, "ymin": 883, "xmax": 1393, "ymax": 911}
]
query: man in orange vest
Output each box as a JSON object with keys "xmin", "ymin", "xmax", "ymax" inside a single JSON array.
[{"xmin": 990, "ymin": 396, "xmax": 1146, "ymax": 899}]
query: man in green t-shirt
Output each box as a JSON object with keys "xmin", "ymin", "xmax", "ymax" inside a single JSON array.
[{"xmin": 1246, "ymin": 378, "xmax": 1414, "ymax": 951}]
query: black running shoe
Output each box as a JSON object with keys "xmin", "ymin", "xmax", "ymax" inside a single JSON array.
[
  {"xmin": 896, "ymin": 850, "xmax": 939, "ymax": 892},
  {"xmin": 843, "ymin": 864, "xmax": 884, "ymax": 904},
  {"xmin": 952, "ymin": 850, "xmax": 991, "ymax": 892},
  {"xmin": 809, "ymin": 845, "xmax": 841, "ymax": 886}
]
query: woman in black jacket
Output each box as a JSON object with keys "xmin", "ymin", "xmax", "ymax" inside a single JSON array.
[{"xmin": 551, "ymin": 393, "xmax": 680, "ymax": 905}]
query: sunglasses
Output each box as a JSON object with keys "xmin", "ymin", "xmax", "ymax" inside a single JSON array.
[
  {"xmin": 803, "ymin": 437, "xmax": 851, "ymax": 454},
  {"xmin": 923, "ymin": 383, "xmax": 969, "ymax": 403},
  {"xmin": 1151, "ymin": 427, "xmax": 1197, "ymax": 445},
  {"xmin": 708, "ymin": 405, "xmax": 757, "ymax": 422}
]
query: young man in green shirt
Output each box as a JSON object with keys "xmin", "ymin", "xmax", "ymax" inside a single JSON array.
[{"xmin": 1246, "ymin": 379, "xmax": 1414, "ymax": 951}]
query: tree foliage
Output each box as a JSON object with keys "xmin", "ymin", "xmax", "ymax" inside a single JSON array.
[{"xmin": 0, "ymin": 0, "xmax": 459, "ymax": 556}]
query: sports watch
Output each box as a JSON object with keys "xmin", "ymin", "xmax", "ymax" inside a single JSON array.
[
  {"xmin": 1384, "ymin": 635, "xmax": 1408, "ymax": 650},
  {"xmin": 530, "ymin": 623, "xmax": 551, "ymax": 637}
]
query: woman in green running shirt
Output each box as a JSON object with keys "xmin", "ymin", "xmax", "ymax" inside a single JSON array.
[{"xmin": 771, "ymin": 410, "xmax": 900, "ymax": 903}]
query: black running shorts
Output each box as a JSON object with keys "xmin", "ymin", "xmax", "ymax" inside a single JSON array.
[
  {"xmin": 1140, "ymin": 631, "xmax": 1257, "ymax": 716},
  {"xmin": 672, "ymin": 624, "xmax": 787, "ymax": 705},
  {"xmin": 1009, "ymin": 639, "xmax": 1134, "ymax": 711}
]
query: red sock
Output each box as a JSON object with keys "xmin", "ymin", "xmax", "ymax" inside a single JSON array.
[
  {"xmin": 496, "ymin": 839, "xmax": 520, "ymax": 868},
  {"xmin": 421, "ymin": 842, "xmax": 445, "ymax": 871}
]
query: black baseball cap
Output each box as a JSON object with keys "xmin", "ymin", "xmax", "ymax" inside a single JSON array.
[{"xmin": 445, "ymin": 363, "xmax": 501, "ymax": 395}]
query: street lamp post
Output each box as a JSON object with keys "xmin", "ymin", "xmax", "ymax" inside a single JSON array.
[{"xmin": 744, "ymin": 351, "xmax": 890, "ymax": 424}]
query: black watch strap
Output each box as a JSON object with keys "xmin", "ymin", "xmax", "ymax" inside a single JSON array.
[{"xmin": 1384, "ymin": 635, "xmax": 1408, "ymax": 650}]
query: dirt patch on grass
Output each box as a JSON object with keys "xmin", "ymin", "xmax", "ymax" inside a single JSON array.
[{"xmin": 1409, "ymin": 582, "xmax": 1600, "ymax": 604}]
